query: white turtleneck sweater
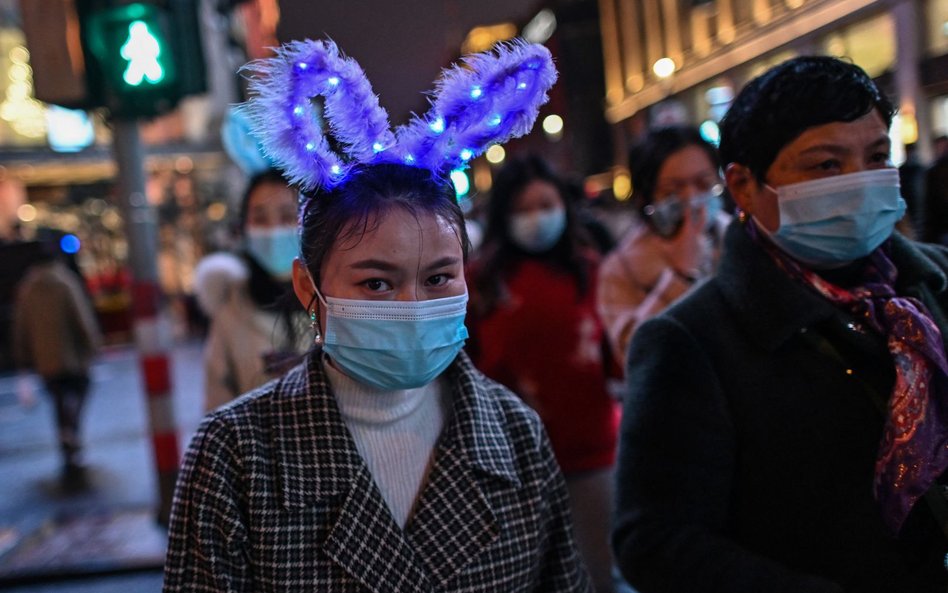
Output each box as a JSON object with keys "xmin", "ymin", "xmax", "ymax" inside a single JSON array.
[{"xmin": 323, "ymin": 358, "xmax": 451, "ymax": 528}]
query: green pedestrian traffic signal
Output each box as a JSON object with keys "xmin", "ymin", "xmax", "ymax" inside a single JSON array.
[
  {"xmin": 120, "ymin": 20, "xmax": 166, "ymax": 86},
  {"xmin": 81, "ymin": 2, "xmax": 179, "ymax": 117}
]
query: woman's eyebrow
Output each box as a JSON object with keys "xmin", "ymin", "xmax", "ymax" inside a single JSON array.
[
  {"xmin": 423, "ymin": 256, "xmax": 461, "ymax": 272},
  {"xmin": 349, "ymin": 259, "xmax": 400, "ymax": 271}
]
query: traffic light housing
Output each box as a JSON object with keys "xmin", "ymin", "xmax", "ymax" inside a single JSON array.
[{"xmin": 77, "ymin": 0, "xmax": 206, "ymax": 118}]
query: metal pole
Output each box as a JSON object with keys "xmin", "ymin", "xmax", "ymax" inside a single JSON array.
[{"xmin": 112, "ymin": 118, "xmax": 179, "ymax": 525}]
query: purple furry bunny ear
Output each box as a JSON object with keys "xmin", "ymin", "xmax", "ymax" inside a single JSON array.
[
  {"xmin": 388, "ymin": 40, "xmax": 557, "ymax": 173},
  {"xmin": 240, "ymin": 39, "xmax": 395, "ymax": 191}
]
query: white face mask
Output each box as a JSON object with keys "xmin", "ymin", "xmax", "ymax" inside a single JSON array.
[{"xmin": 508, "ymin": 207, "xmax": 567, "ymax": 253}]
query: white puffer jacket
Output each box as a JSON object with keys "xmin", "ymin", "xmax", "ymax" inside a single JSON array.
[{"xmin": 194, "ymin": 252, "xmax": 309, "ymax": 411}]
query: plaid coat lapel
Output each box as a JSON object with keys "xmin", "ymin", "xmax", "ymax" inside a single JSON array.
[
  {"xmin": 406, "ymin": 354, "xmax": 521, "ymax": 588},
  {"xmin": 271, "ymin": 354, "xmax": 433, "ymax": 593},
  {"xmin": 324, "ymin": 464, "xmax": 433, "ymax": 593}
]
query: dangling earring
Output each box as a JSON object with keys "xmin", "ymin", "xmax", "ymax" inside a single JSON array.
[
  {"xmin": 305, "ymin": 291, "xmax": 324, "ymax": 346},
  {"xmin": 310, "ymin": 310, "xmax": 324, "ymax": 346}
]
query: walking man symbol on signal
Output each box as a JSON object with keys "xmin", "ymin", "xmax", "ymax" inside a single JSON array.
[{"xmin": 120, "ymin": 20, "xmax": 165, "ymax": 86}]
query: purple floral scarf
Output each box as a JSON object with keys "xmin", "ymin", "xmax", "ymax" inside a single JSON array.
[{"xmin": 748, "ymin": 221, "xmax": 948, "ymax": 533}]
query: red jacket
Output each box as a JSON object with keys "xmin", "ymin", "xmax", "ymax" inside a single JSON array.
[{"xmin": 468, "ymin": 257, "xmax": 619, "ymax": 473}]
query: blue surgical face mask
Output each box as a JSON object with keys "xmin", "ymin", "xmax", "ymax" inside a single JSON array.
[
  {"xmin": 758, "ymin": 168, "xmax": 906, "ymax": 268},
  {"xmin": 509, "ymin": 207, "xmax": 566, "ymax": 253},
  {"xmin": 246, "ymin": 226, "xmax": 299, "ymax": 278},
  {"xmin": 316, "ymin": 290, "xmax": 469, "ymax": 391}
]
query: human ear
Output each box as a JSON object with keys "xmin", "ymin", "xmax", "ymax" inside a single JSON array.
[
  {"xmin": 724, "ymin": 163, "xmax": 758, "ymax": 215},
  {"xmin": 291, "ymin": 259, "xmax": 316, "ymax": 312}
]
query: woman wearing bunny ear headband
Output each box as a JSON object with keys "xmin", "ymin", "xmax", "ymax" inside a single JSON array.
[{"xmin": 164, "ymin": 39, "xmax": 593, "ymax": 592}]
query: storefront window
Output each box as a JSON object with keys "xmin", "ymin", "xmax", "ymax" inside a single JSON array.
[
  {"xmin": 925, "ymin": 0, "xmax": 948, "ymax": 56},
  {"xmin": 821, "ymin": 12, "xmax": 895, "ymax": 77}
]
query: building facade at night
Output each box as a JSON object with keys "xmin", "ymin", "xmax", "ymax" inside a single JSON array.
[{"xmin": 598, "ymin": 0, "xmax": 948, "ymax": 170}]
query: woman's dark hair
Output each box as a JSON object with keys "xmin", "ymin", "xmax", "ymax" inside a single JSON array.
[
  {"xmin": 629, "ymin": 126, "xmax": 720, "ymax": 216},
  {"xmin": 298, "ymin": 163, "xmax": 470, "ymax": 289},
  {"xmin": 238, "ymin": 169, "xmax": 293, "ymax": 233},
  {"xmin": 475, "ymin": 155, "xmax": 589, "ymax": 315},
  {"xmin": 719, "ymin": 55, "xmax": 895, "ymax": 182}
]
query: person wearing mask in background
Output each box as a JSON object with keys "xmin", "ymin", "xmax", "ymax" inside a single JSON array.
[
  {"xmin": 467, "ymin": 156, "xmax": 620, "ymax": 593},
  {"xmin": 597, "ymin": 126, "xmax": 728, "ymax": 368},
  {"xmin": 13, "ymin": 240, "xmax": 102, "ymax": 484},
  {"xmin": 613, "ymin": 56, "xmax": 948, "ymax": 592},
  {"xmin": 194, "ymin": 169, "xmax": 309, "ymax": 411},
  {"xmin": 164, "ymin": 39, "xmax": 592, "ymax": 592}
]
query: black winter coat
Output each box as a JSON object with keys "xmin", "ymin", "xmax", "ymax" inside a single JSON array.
[{"xmin": 614, "ymin": 221, "xmax": 948, "ymax": 593}]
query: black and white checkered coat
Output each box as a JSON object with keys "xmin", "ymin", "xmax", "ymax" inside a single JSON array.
[{"xmin": 163, "ymin": 351, "xmax": 593, "ymax": 592}]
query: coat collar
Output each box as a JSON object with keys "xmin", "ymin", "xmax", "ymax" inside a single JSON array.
[
  {"xmin": 714, "ymin": 221, "xmax": 948, "ymax": 353},
  {"xmin": 271, "ymin": 350, "xmax": 519, "ymax": 506},
  {"xmin": 269, "ymin": 350, "xmax": 520, "ymax": 591}
]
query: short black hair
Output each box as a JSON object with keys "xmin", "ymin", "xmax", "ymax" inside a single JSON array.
[
  {"xmin": 719, "ymin": 56, "xmax": 895, "ymax": 182},
  {"xmin": 629, "ymin": 126, "xmax": 719, "ymax": 213}
]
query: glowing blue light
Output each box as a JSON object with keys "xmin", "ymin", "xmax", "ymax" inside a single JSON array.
[
  {"xmin": 305, "ymin": 142, "xmax": 316, "ymax": 151},
  {"xmin": 404, "ymin": 154, "xmax": 415, "ymax": 164},
  {"xmin": 373, "ymin": 142, "xmax": 385, "ymax": 153},
  {"xmin": 488, "ymin": 114, "xmax": 502, "ymax": 127},
  {"xmin": 470, "ymin": 86, "xmax": 483, "ymax": 99},
  {"xmin": 459, "ymin": 149, "xmax": 474, "ymax": 161},
  {"xmin": 328, "ymin": 76, "xmax": 340, "ymax": 86},
  {"xmin": 429, "ymin": 117, "xmax": 445, "ymax": 134},
  {"xmin": 297, "ymin": 62, "xmax": 309, "ymax": 70},
  {"xmin": 293, "ymin": 105, "xmax": 305, "ymax": 117},
  {"xmin": 699, "ymin": 120, "xmax": 721, "ymax": 146},
  {"xmin": 517, "ymin": 81, "xmax": 528, "ymax": 90},
  {"xmin": 46, "ymin": 106, "xmax": 94, "ymax": 153},
  {"xmin": 331, "ymin": 164, "xmax": 342, "ymax": 175},
  {"xmin": 450, "ymin": 169, "xmax": 470, "ymax": 198},
  {"xmin": 60, "ymin": 234, "xmax": 80, "ymax": 254}
]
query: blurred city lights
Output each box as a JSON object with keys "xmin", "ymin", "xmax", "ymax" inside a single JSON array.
[
  {"xmin": 700, "ymin": 120, "xmax": 721, "ymax": 146},
  {"xmin": 652, "ymin": 57, "xmax": 677, "ymax": 79},
  {"xmin": 542, "ymin": 114, "xmax": 564, "ymax": 138},
  {"xmin": 898, "ymin": 112, "xmax": 919, "ymax": 145},
  {"xmin": 450, "ymin": 169, "xmax": 470, "ymax": 198},
  {"xmin": 2, "ymin": 44, "xmax": 46, "ymax": 138},
  {"xmin": 16, "ymin": 203, "xmax": 36, "ymax": 222},
  {"xmin": 60, "ymin": 234, "xmax": 81, "ymax": 254},
  {"xmin": 462, "ymin": 23, "xmax": 517, "ymax": 54},
  {"xmin": 523, "ymin": 9, "xmax": 557, "ymax": 44},
  {"xmin": 46, "ymin": 106, "xmax": 95, "ymax": 153},
  {"xmin": 474, "ymin": 163, "xmax": 493, "ymax": 192},
  {"xmin": 206, "ymin": 202, "xmax": 227, "ymax": 221},
  {"xmin": 175, "ymin": 156, "xmax": 194, "ymax": 174},
  {"xmin": 613, "ymin": 172, "xmax": 632, "ymax": 201},
  {"xmin": 485, "ymin": 144, "xmax": 506, "ymax": 164}
]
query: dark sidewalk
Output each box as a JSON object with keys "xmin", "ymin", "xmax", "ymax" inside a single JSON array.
[{"xmin": 0, "ymin": 340, "xmax": 207, "ymax": 591}]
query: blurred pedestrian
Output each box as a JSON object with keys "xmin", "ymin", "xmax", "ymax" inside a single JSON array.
[
  {"xmin": 12, "ymin": 240, "xmax": 101, "ymax": 483},
  {"xmin": 193, "ymin": 169, "xmax": 309, "ymax": 411},
  {"xmin": 164, "ymin": 39, "xmax": 592, "ymax": 591},
  {"xmin": 613, "ymin": 56, "xmax": 948, "ymax": 592},
  {"xmin": 898, "ymin": 142, "xmax": 925, "ymax": 234},
  {"xmin": 467, "ymin": 155, "xmax": 620, "ymax": 593},
  {"xmin": 597, "ymin": 126, "xmax": 728, "ymax": 368},
  {"xmin": 922, "ymin": 146, "xmax": 948, "ymax": 246}
]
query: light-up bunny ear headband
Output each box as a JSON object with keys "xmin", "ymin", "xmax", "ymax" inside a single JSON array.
[{"xmin": 239, "ymin": 38, "xmax": 557, "ymax": 193}]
